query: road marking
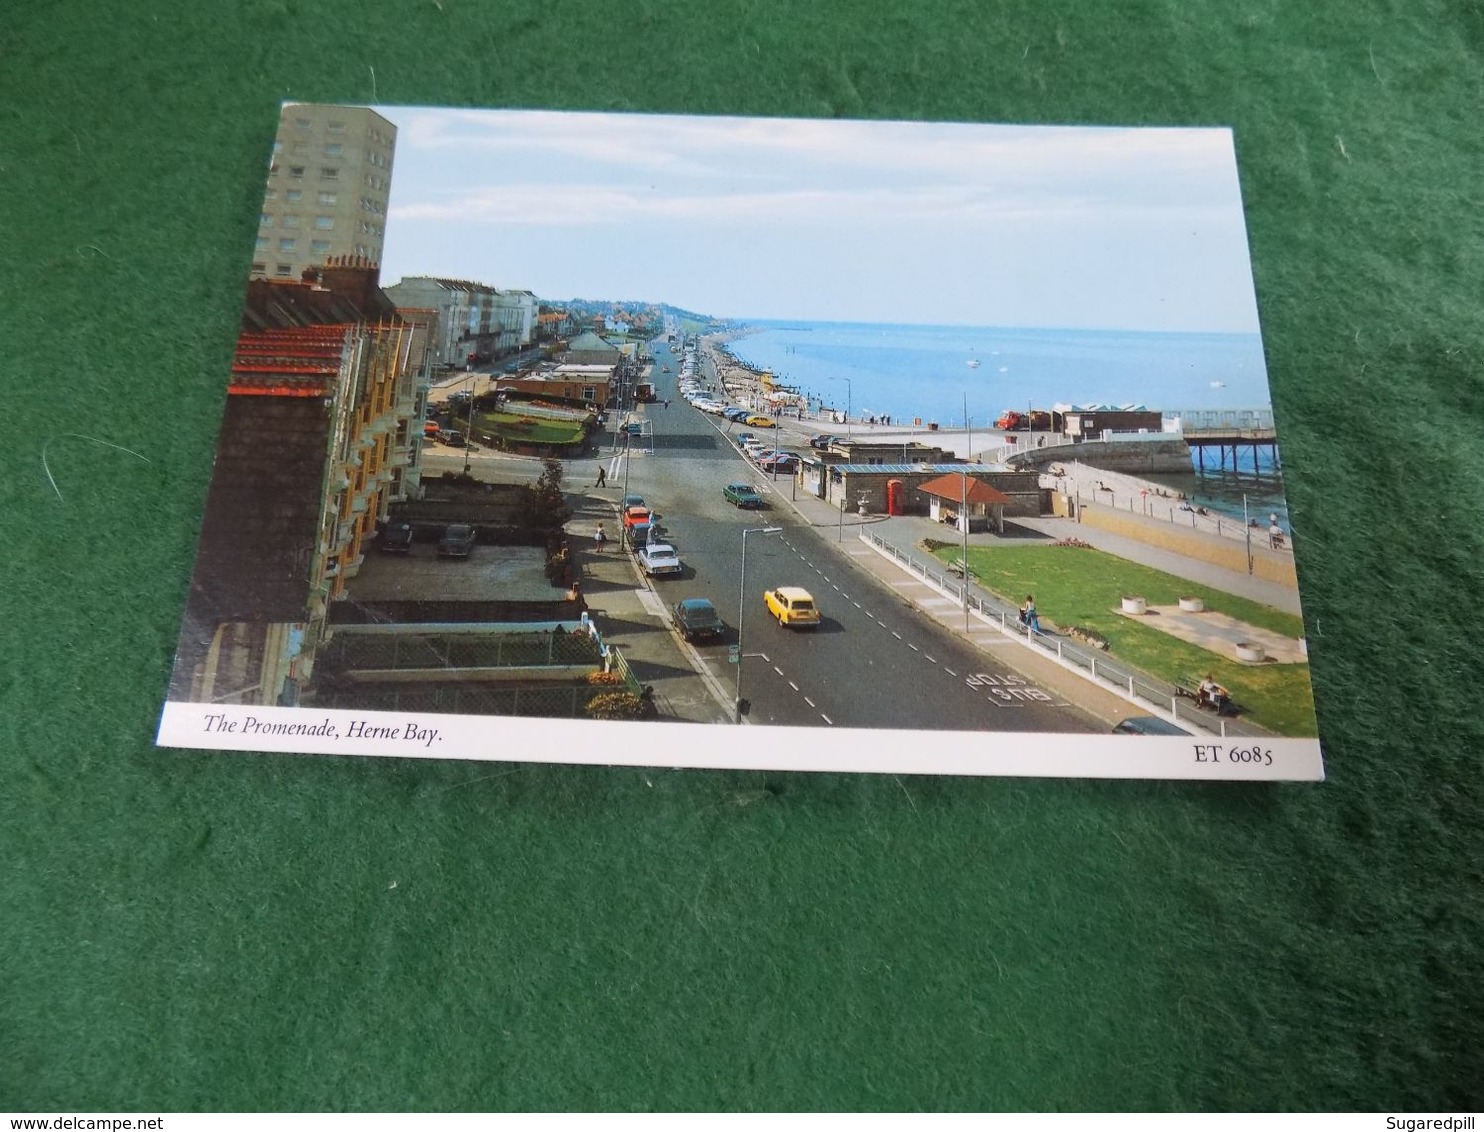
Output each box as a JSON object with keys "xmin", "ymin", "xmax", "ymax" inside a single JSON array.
[
  {"xmin": 944, "ymin": 668, "xmax": 957, "ymax": 677},
  {"xmin": 788, "ymin": 681, "xmax": 799, "ymax": 691},
  {"xmin": 892, "ymin": 631, "xmax": 902, "ymax": 639},
  {"xmin": 820, "ymin": 713, "xmax": 834, "ymax": 726},
  {"xmin": 773, "ymin": 665, "xmax": 784, "ymax": 676},
  {"xmin": 852, "ymin": 601, "xmax": 861, "ymax": 609},
  {"xmin": 925, "ymin": 655, "xmax": 937, "ymax": 663},
  {"xmin": 804, "ymin": 697, "xmax": 815, "ymax": 707},
  {"xmin": 907, "ymin": 643, "xmax": 919, "ymax": 651}
]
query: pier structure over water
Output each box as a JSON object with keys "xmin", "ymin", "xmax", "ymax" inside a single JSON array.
[{"xmin": 1166, "ymin": 408, "xmax": 1278, "ymax": 476}]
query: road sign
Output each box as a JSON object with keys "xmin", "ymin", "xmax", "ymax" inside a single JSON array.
[{"xmin": 728, "ymin": 645, "xmax": 741, "ymax": 664}]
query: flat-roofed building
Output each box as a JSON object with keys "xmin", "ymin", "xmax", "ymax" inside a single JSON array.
[{"xmin": 254, "ymin": 104, "xmax": 397, "ymax": 282}]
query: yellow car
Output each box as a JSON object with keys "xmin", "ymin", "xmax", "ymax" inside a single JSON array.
[
  {"xmin": 745, "ymin": 414, "xmax": 776, "ymax": 428},
  {"xmin": 763, "ymin": 586, "xmax": 821, "ymax": 628}
]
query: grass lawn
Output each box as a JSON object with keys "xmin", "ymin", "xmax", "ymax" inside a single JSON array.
[
  {"xmin": 475, "ymin": 409, "xmax": 588, "ymax": 447},
  {"xmin": 931, "ymin": 542, "xmax": 1318, "ymax": 737}
]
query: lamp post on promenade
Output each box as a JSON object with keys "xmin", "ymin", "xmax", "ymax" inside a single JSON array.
[
  {"xmin": 823, "ymin": 375, "xmax": 852, "ymax": 443},
  {"xmin": 736, "ymin": 525, "xmax": 782, "ymax": 723},
  {"xmin": 462, "ymin": 371, "xmax": 479, "ymax": 476}
]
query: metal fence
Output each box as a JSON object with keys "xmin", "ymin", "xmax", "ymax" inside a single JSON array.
[
  {"xmin": 858, "ymin": 528, "xmax": 1246, "ymax": 735},
  {"xmin": 323, "ymin": 628, "xmax": 602, "ymax": 672}
]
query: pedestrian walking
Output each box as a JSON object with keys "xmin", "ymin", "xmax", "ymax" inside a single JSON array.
[
  {"xmin": 595, "ymin": 464, "xmax": 607, "ymax": 487},
  {"xmin": 1024, "ymin": 594, "xmax": 1041, "ymax": 634},
  {"xmin": 594, "ymin": 523, "xmax": 607, "ymax": 553},
  {"xmin": 664, "ymin": 399, "xmax": 670, "ymax": 409}
]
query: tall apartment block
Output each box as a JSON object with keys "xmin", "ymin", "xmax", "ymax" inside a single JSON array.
[{"xmin": 253, "ymin": 104, "xmax": 397, "ymax": 281}]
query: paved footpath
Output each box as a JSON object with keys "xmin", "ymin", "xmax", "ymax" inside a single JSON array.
[{"xmin": 567, "ymin": 488, "xmax": 733, "ymax": 725}]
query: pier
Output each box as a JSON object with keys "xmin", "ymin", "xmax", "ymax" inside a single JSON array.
[{"xmin": 1182, "ymin": 425, "xmax": 1279, "ymax": 475}]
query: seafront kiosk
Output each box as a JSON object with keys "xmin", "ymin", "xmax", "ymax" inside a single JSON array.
[{"xmin": 916, "ymin": 471, "xmax": 1014, "ymax": 535}]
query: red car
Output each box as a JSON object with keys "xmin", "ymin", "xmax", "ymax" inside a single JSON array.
[{"xmin": 622, "ymin": 506, "xmax": 654, "ymax": 530}]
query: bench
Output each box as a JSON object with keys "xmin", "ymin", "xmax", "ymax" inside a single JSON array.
[
  {"xmin": 1175, "ymin": 675, "xmax": 1239, "ymax": 716},
  {"xmin": 947, "ymin": 558, "xmax": 976, "ymax": 579}
]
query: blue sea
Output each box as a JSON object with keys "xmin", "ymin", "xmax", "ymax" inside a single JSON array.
[{"xmin": 726, "ymin": 319, "xmax": 1290, "ymax": 526}]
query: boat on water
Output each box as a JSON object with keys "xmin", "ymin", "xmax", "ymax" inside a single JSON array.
[{"xmin": 966, "ymin": 358, "xmax": 981, "ymax": 368}]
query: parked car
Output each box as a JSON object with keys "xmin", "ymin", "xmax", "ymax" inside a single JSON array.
[
  {"xmin": 437, "ymin": 523, "xmax": 476, "ymax": 558},
  {"xmin": 758, "ymin": 455, "xmax": 799, "ymax": 473},
  {"xmin": 763, "ymin": 586, "xmax": 821, "ymax": 628},
  {"xmin": 723, "ymin": 483, "xmax": 764, "ymax": 509},
  {"xmin": 622, "ymin": 506, "xmax": 654, "ymax": 530},
  {"xmin": 379, "ymin": 522, "xmax": 414, "ymax": 553},
  {"xmin": 638, "ymin": 542, "xmax": 683, "ymax": 578},
  {"xmin": 1112, "ymin": 716, "xmax": 1192, "ymax": 736},
  {"xmin": 620, "ymin": 494, "xmax": 646, "ymax": 511},
  {"xmin": 722, "ymin": 407, "xmax": 751, "ymax": 422},
  {"xmin": 745, "ymin": 415, "xmax": 777, "ymax": 428},
  {"xmin": 673, "ymin": 598, "xmax": 725, "ymax": 642},
  {"xmin": 628, "ymin": 521, "xmax": 670, "ymax": 550}
]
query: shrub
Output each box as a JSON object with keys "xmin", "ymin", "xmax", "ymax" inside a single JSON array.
[{"xmin": 586, "ymin": 690, "xmax": 644, "ymax": 719}]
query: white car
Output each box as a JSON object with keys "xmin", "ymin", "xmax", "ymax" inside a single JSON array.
[{"xmin": 638, "ymin": 542, "xmax": 683, "ymax": 577}]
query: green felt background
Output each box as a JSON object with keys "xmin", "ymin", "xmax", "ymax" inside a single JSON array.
[{"xmin": 3, "ymin": 0, "xmax": 1482, "ymax": 1113}]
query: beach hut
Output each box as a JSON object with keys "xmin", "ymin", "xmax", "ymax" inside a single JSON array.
[{"xmin": 916, "ymin": 471, "xmax": 1013, "ymax": 534}]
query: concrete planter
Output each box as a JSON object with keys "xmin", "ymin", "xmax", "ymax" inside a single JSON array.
[
  {"xmin": 1121, "ymin": 596, "xmax": 1147, "ymax": 615},
  {"xmin": 1178, "ymin": 596, "xmax": 1205, "ymax": 613},
  {"xmin": 1235, "ymin": 642, "xmax": 1267, "ymax": 663}
]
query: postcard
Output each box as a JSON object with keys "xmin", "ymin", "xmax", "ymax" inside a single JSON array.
[{"xmin": 157, "ymin": 103, "xmax": 1324, "ymax": 780}]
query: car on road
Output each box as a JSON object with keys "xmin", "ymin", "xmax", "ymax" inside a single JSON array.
[
  {"xmin": 673, "ymin": 598, "xmax": 725, "ymax": 642},
  {"xmin": 638, "ymin": 542, "xmax": 683, "ymax": 578},
  {"xmin": 622, "ymin": 506, "xmax": 655, "ymax": 531},
  {"xmin": 723, "ymin": 483, "xmax": 764, "ymax": 508},
  {"xmin": 722, "ymin": 407, "xmax": 751, "ymax": 422},
  {"xmin": 437, "ymin": 523, "xmax": 476, "ymax": 558},
  {"xmin": 629, "ymin": 521, "xmax": 670, "ymax": 550},
  {"xmin": 1112, "ymin": 716, "xmax": 1192, "ymax": 736},
  {"xmin": 809, "ymin": 434, "xmax": 845, "ymax": 449},
  {"xmin": 620, "ymin": 494, "xmax": 646, "ymax": 511},
  {"xmin": 379, "ymin": 522, "xmax": 414, "ymax": 553},
  {"xmin": 763, "ymin": 586, "xmax": 821, "ymax": 628},
  {"xmin": 745, "ymin": 415, "xmax": 777, "ymax": 428},
  {"xmin": 758, "ymin": 454, "xmax": 800, "ymax": 473}
]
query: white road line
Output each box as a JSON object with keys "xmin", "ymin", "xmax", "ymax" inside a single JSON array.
[
  {"xmin": 788, "ymin": 681, "xmax": 799, "ymax": 691},
  {"xmin": 804, "ymin": 697, "xmax": 815, "ymax": 707},
  {"xmin": 925, "ymin": 655, "xmax": 937, "ymax": 663},
  {"xmin": 892, "ymin": 631, "xmax": 902, "ymax": 639},
  {"xmin": 852, "ymin": 602, "xmax": 861, "ymax": 609},
  {"xmin": 773, "ymin": 665, "xmax": 784, "ymax": 676},
  {"xmin": 907, "ymin": 643, "xmax": 919, "ymax": 651},
  {"xmin": 820, "ymin": 713, "xmax": 834, "ymax": 726},
  {"xmin": 944, "ymin": 668, "xmax": 957, "ymax": 677}
]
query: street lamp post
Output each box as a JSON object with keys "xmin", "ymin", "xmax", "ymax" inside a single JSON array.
[
  {"xmin": 462, "ymin": 371, "xmax": 479, "ymax": 475},
  {"xmin": 736, "ymin": 525, "xmax": 783, "ymax": 723}
]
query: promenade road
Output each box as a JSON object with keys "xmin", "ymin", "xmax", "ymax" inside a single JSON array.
[{"xmin": 571, "ymin": 338, "xmax": 1104, "ymax": 735}]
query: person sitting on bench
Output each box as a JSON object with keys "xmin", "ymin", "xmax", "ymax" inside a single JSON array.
[{"xmin": 1198, "ymin": 674, "xmax": 1231, "ymax": 713}]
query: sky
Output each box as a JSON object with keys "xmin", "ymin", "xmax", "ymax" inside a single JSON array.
[{"xmin": 370, "ymin": 105, "xmax": 1265, "ymax": 334}]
